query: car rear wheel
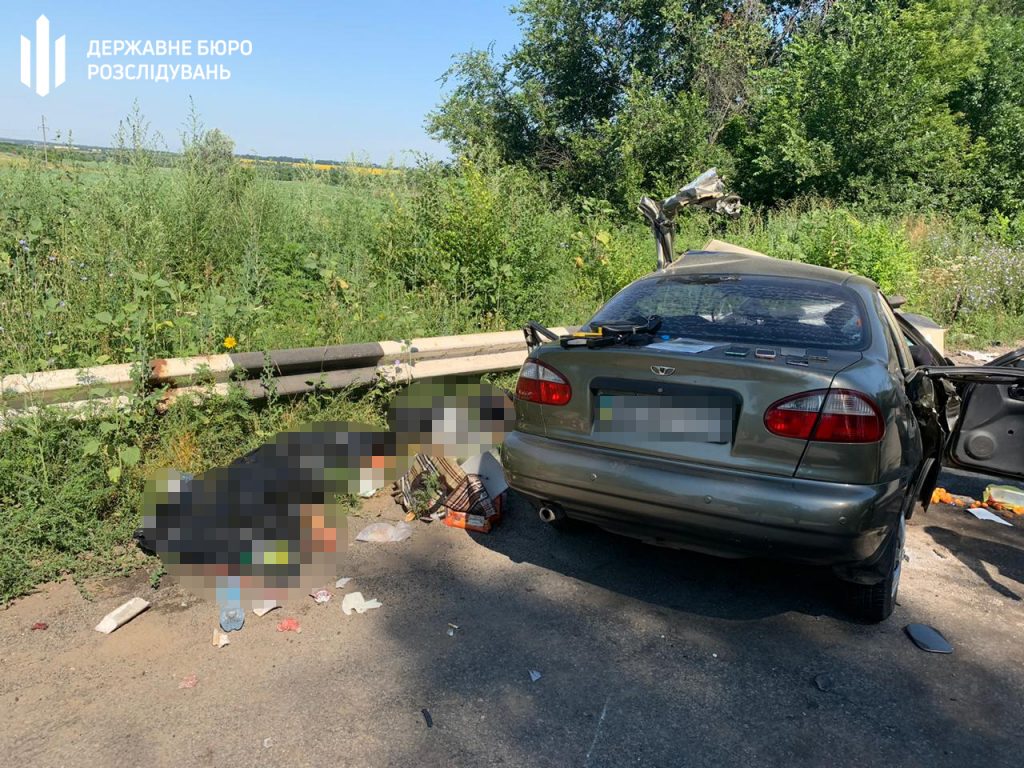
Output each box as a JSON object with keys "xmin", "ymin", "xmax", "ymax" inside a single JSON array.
[{"xmin": 846, "ymin": 514, "xmax": 905, "ymax": 623}]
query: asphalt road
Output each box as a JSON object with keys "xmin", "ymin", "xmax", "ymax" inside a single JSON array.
[{"xmin": 2, "ymin": 470, "xmax": 1023, "ymax": 767}]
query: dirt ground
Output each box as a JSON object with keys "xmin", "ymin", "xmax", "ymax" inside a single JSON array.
[
  {"xmin": 2, "ymin": 468, "xmax": 1023, "ymax": 768},
  {"xmin": 946, "ymin": 339, "xmax": 1024, "ymax": 366}
]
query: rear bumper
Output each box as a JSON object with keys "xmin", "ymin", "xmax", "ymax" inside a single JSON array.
[{"xmin": 502, "ymin": 431, "xmax": 905, "ymax": 567}]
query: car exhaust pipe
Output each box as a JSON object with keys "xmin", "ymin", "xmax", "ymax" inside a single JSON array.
[{"xmin": 538, "ymin": 503, "xmax": 566, "ymax": 525}]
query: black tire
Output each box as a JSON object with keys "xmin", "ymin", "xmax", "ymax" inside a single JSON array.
[{"xmin": 845, "ymin": 514, "xmax": 906, "ymax": 623}]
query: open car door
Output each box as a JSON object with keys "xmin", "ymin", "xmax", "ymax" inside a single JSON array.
[{"xmin": 920, "ymin": 347, "xmax": 1024, "ymax": 481}]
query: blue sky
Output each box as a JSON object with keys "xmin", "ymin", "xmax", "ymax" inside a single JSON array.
[{"xmin": 0, "ymin": 1, "xmax": 522, "ymax": 163}]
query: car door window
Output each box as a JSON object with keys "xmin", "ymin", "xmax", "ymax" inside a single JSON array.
[{"xmin": 875, "ymin": 293, "xmax": 913, "ymax": 372}]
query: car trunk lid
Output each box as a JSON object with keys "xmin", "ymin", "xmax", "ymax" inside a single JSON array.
[{"xmin": 532, "ymin": 342, "xmax": 862, "ymax": 478}]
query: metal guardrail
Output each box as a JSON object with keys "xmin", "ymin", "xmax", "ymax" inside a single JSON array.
[{"xmin": 0, "ymin": 328, "xmax": 576, "ymax": 421}]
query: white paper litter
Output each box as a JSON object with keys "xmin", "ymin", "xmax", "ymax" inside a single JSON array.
[
  {"xmin": 310, "ymin": 588, "xmax": 332, "ymax": 604},
  {"xmin": 335, "ymin": 577, "xmax": 352, "ymax": 589},
  {"xmin": 252, "ymin": 600, "xmax": 279, "ymax": 617},
  {"xmin": 356, "ymin": 521, "xmax": 413, "ymax": 543},
  {"xmin": 529, "ymin": 670, "xmax": 542, "ymax": 682},
  {"xmin": 968, "ymin": 507, "xmax": 1013, "ymax": 526},
  {"xmin": 94, "ymin": 597, "xmax": 150, "ymax": 634},
  {"xmin": 341, "ymin": 591, "xmax": 382, "ymax": 615}
]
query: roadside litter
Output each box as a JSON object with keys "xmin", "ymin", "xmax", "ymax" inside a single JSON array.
[
  {"xmin": 95, "ymin": 597, "xmax": 150, "ymax": 634},
  {"xmin": 394, "ymin": 450, "xmax": 508, "ymax": 533},
  {"xmin": 529, "ymin": 670, "xmax": 542, "ymax": 682},
  {"xmin": 960, "ymin": 350, "xmax": 999, "ymax": 364},
  {"xmin": 356, "ymin": 521, "xmax": 413, "ymax": 543},
  {"xmin": 932, "ymin": 486, "xmax": 1021, "ymax": 523},
  {"xmin": 252, "ymin": 600, "xmax": 279, "ymax": 617},
  {"xmin": 220, "ymin": 605, "xmax": 245, "ymax": 632},
  {"xmin": 421, "ymin": 708, "xmax": 433, "ymax": 728},
  {"xmin": 968, "ymin": 507, "xmax": 1013, "ymax": 526},
  {"xmin": 930, "ymin": 488, "xmax": 979, "ymax": 507},
  {"xmin": 983, "ymin": 484, "xmax": 1024, "ymax": 514},
  {"xmin": 179, "ymin": 673, "xmax": 199, "ymax": 689},
  {"xmin": 276, "ymin": 618, "xmax": 301, "ymax": 633},
  {"xmin": 211, "ymin": 630, "xmax": 230, "ymax": 648},
  {"xmin": 813, "ymin": 674, "xmax": 835, "ymax": 692},
  {"xmin": 30, "ymin": 621, "xmax": 48, "ymax": 631},
  {"xmin": 310, "ymin": 588, "xmax": 332, "ymax": 604},
  {"xmin": 904, "ymin": 624, "xmax": 953, "ymax": 654},
  {"xmin": 447, "ymin": 623, "xmax": 458, "ymax": 637},
  {"xmin": 335, "ymin": 577, "xmax": 352, "ymax": 588},
  {"xmin": 341, "ymin": 592, "xmax": 382, "ymax": 615}
]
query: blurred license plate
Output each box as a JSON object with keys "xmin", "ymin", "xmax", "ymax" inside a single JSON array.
[{"xmin": 594, "ymin": 393, "xmax": 733, "ymax": 444}]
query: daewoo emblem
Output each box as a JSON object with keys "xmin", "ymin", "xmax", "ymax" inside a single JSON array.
[{"xmin": 651, "ymin": 365, "xmax": 675, "ymax": 376}]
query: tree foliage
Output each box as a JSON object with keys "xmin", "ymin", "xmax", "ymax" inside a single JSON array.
[{"xmin": 429, "ymin": 0, "xmax": 1024, "ymax": 216}]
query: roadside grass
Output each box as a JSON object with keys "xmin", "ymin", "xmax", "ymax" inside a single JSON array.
[{"xmin": 0, "ymin": 383, "xmax": 387, "ymax": 603}]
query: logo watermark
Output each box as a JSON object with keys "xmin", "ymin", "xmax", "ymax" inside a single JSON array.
[{"xmin": 21, "ymin": 15, "xmax": 66, "ymax": 97}]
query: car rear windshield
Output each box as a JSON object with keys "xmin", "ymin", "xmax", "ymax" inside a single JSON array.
[{"xmin": 587, "ymin": 274, "xmax": 868, "ymax": 350}]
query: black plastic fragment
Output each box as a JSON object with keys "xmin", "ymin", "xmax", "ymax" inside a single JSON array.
[{"xmin": 904, "ymin": 624, "xmax": 953, "ymax": 653}]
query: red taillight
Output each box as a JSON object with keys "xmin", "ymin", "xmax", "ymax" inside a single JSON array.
[
  {"xmin": 764, "ymin": 389, "xmax": 884, "ymax": 443},
  {"xmin": 515, "ymin": 360, "xmax": 572, "ymax": 405}
]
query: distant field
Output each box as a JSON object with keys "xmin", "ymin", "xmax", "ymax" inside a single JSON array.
[{"xmin": 238, "ymin": 157, "xmax": 399, "ymax": 175}]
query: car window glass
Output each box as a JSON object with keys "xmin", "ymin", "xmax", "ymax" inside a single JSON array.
[
  {"xmin": 588, "ymin": 274, "xmax": 868, "ymax": 350},
  {"xmin": 876, "ymin": 294, "xmax": 914, "ymax": 371}
]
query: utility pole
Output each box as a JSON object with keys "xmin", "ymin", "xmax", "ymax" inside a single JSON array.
[{"xmin": 38, "ymin": 115, "xmax": 48, "ymax": 164}]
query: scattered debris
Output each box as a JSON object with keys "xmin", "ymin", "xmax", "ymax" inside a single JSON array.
[
  {"xmin": 394, "ymin": 454, "xmax": 457, "ymax": 519},
  {"xmin": 310, "ymin": 588, "xmax": 332, "ymax": 604},
  {"xmin": 276, "ymin": 618, "xmax": 301, "ymax": 633},
  {"xmin": 931, "ymin": 486, "xmax": 1019, "ymax": 523},
  {"xmin": 394, "ymin": 452, "xmax": 508, "ymax": 532},
  {"xmin": 30, "ymin": 621, "xmax": 48, "ymax": 631},
  {"xmin": 813, "ymin": 673, "xmax": 835, "ymax": 692},
  {"xmin": 335, "ymin": 577, "xmax": 352, "ymax": 589},
  {"xmin": 983, "ymin": 484, "xmax": 1024, "ymax": 515},
  {"xmin": 355, "ymin": 521, "xmax": 413, "ymax": 543},
  {"xmin": 931, "ymin": 488, "xmax": 980, "ymax": 507},
  {"xmin": 460, "ymin": 450, "xmax": 509, "ymax": 498},
  {"xmin": 341, "ymin": 592, "xmax": 382, "ymax": 615},
  {"xmin": 211, "ymin": 630, "xmax": 230, "ymax": 648},
  {"xmin": 529, "ymin": 670, "xmax": 542, "ymax": 682},
  {"xmin": 252, "ymin": 600, "xmax": 279, "ymax": 617},
  {"xmin": 421, "ymin": 708, "xmax": 433, "ymax": 728},
  {"xmin": 968, "ymin": 507, "xmax": 1013, "ymax": 526},
  {"xmin": 95, "ymin": 597, "xmax": 150, "ymax": 634},
  {"xmin": 960, "ymin": 350, "xmax": 998, "ymax": 364},
  {"xmin": 262, "ymin": 737, "xmax": 273, "ymax": 749},
  {"xmin": 904, "ymin": 624, "xmax": 953, "ymax": 654},
  {"xmin": 447, "ymin": 623, "xmax": 459, "ymax": 637},
  {"xmin": 444, "ymin": 473, "xmax": 504, "ymax": 533},
  {"xmin": 179, "ymin": 673, "xmax": 199, "ymax": 689},
  {"xmin": 220, "ymin": 605, "xmax": 245, "ymax": 632}
]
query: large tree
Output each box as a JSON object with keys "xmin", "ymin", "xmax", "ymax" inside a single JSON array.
[{"xmin": 430, "ymin": 0, "xmax": 1023, "ymax": 215}]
